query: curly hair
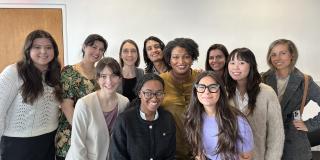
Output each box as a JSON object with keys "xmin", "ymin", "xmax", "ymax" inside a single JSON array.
[{"xmin": 163, "ymin": 38, "xmax": 199, "ymax": 70}]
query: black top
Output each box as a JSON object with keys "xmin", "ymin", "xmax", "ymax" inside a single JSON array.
[
  {"xmin": 122, "ymin": 77, "xmax": 137, "ymax": 102},
  {"xmin": 110, "ymin": 106, "xmax": 176, "ymax": 160}
]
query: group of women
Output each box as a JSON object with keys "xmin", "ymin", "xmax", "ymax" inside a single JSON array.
[{"xmin": 0, "ymin": 29, "xmax": 320, "ymax": 160}]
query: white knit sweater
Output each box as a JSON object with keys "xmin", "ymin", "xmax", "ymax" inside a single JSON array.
[{"xmin": 0, "ymin": 64, "xmax": 60, "ymax": 138}]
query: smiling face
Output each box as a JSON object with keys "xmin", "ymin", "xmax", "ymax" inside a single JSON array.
[
  {"xmin": 121, "ymin": 42, "xmax": 138, "ymax": 66},
  {"xmin": 270, "ymin": 44, "xmax": 293, "ymax": 73},
  {"xmin": 83, "ymin": 40, "xmax": 105, "ymax": 63},
  {"xmin": 97, "ymin": 66, "xmax": 121, "ymax": 94},
  {"xmin": 30, "ymin": 38, "xmax": 55, "ymax": 71},
  {"xmin": 208, "ymin": 49, "xmax": 226, "ymax": 72},
  {"xmin": 139, "ymin": 80, "xmax": 164, "ymax": 114},
  {"xmin": 146, "ymin": 40, "xmax": 164, "ymax": 63},
  {"xmin": 196, "ymin": 76, "xmax": 220, "ymax": 108},
  {"xmin": 170, "ymin": 46, "xmax": 193, "ymax": 75},
  {"xmin": 228, "ymin": 54, "xmax": 250, "ymax": 83}
]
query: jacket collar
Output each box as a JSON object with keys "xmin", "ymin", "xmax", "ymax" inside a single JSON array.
[{"xmin": 263, "ymin": 68, "xmax": 304, "ymax": 112}]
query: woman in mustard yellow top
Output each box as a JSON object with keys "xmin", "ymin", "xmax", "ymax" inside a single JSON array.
[{"xmin": 160, "ymin": 38, "xmax": 200, "ymax": 160}]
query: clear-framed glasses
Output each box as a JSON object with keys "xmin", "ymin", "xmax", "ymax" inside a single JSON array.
[
  {"xmin": 195, "ymin": 84, "xmax": 220, "ymax": 93},
  {"xmin": 141, "ymin": 91, "xmax": 165, "ymax": 99},
  {"xmin": 99, "ymin": 74, "xmax": 120, "ymax": 80}
]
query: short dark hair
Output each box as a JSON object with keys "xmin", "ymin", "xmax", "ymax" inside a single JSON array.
[
  {"xmin": 82, "ymin": 34, "xmax": 108, "ymax": 57},
  {"xmin": 119, "ymin": 39, "xmax": 140, "ymax": 67},
  {"xmin": 163, "ymin": 38, "xmax": 199, "ymax": 70},
  {"xmin": 143, "ymin": 36, "xmax": 165, "ymax": 73},
  {"xmin": 205, "ymin": 44, "xmax": 229, "ymax": 71},
  {"xmin": 129, "ymin": 73, "xmax": 165, "ymax": 109},
  {"xmin": 96, "ymin": 57, "xmax": 122, "ymax": 78}
]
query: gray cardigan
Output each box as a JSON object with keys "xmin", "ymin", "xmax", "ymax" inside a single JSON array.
[
  {"xmin": 262, "ymin": 68, "xmax": 320, "ymax": 160},
  {"xmin": 117, "ymin": 67, "xmax": 144, "ymax": 94},
  {"xmin": 229, "ymin": 83, "xmax": 284, "ymax": 160}
]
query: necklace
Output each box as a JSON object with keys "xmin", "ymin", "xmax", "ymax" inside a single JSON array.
[{"xmin": 75, "ymin": 62, "xmax": 95, "ymax": 80}]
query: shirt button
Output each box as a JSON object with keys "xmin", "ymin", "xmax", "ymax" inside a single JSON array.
[
  {"xmin": 150, "ymin": 158, "xmax": 153, "ymax": 160},
  {"xmin": 149, "ymin": 125, "xmax": 152, "ymax": 129},
  {"xmin": 163, "ymin": 132, "xmax": 166, "ymax": 136}
]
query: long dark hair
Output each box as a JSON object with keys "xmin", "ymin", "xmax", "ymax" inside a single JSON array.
[
  {"xmin": 143, "ymin": 36, "xmax": 166, "ymax": 73},
  {"xmin": 225, "ymin": 48, "xmax": 261, "ymax": 114},
  {"xmin": 17, "ymin": 29, "xmax": 62, "ymax": 104},
  {"xmin": 185, "ymin": 71, "xmax": 245, "ymax": 160},
  {"xmin": 205, "ymin": 44, "xmax": 229, "ymax": 71}
]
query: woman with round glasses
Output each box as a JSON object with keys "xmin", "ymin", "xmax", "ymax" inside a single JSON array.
[
  {"xmin": 111, "ymin": 73, "xmax": 176, "ymax": 159},
  {"xmin": 118, "ymin": 39, "xmax": 144, "ymax": 102},
  {"xmin": 225, "ymin": 48, "xmax": 284, "ymax": 159},
  {"xmin": 185, "ymin": 71, "xmax": 254, "ymax": 160}
]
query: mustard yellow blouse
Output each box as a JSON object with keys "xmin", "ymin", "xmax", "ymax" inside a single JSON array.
[{"xmin": 160, "ymin": 70, "xmax": 200, "ymax": 160}]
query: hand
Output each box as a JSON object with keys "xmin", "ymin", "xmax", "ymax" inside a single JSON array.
[
  {"xmin": 293, "ymin": 120, "xmax": 308, "ymax": 131},
  {"xmin": 240, "ymin": 152, "xmax": 253, "ymax": 160}
]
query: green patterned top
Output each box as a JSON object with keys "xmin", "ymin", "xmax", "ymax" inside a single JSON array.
[{"xmin": 55, "ymin": 65, "xmax": 99, "ymax": 157}]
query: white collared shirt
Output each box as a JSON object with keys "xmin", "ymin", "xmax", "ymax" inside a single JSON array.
[
  {"xmin": 235, "ymin": 88, "xmax": 249, "ymax": 112},
  {"xmin": 140, "ymin": 110, "xmax": 159, "ymax": 121}
]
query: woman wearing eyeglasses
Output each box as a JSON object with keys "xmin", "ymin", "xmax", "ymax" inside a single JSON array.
[
  {"xmin": 118, "ymin": 39, "xmax": 144, "ymax": 102},
  {"xmin": 185, "ymin": 71, "xmax": 254, "ymax": 160},
  {"xmin": 225, "ymin": 48, "xmax": 284, "ymax": 160},
  {"xmin": 110, "ymin": 73, "xmax": 176, "ymax": 160}
]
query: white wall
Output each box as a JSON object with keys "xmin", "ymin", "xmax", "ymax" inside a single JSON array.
[
  {"xmin": 1, "ymin": 0, "xmax": 319, "ymax": 117},
  {"xmin": 1, "ymin": 0, "xmax": 319, "ymax": 81},
  {"xmin": 65, "ymin": 0, "xmax": 320, "ymax": 83}
]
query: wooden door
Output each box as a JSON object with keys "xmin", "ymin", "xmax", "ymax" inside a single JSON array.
[{"xmin": 0, "ymin": 8, "xmax": 64, "ymax": 72}]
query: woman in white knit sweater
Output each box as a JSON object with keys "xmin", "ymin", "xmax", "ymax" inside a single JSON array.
[
  {"xmin": 225, "ymin": 48, "xmax": 285, "ymax": 160},
  {"xmin": 0, "ymin": 30, "xmax": 63, "ymax": 160}
]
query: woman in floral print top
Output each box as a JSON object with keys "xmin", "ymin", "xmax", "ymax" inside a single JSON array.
[{"xmin": 55, "ymin": 34, "xmax": 108, "ymax": 160}]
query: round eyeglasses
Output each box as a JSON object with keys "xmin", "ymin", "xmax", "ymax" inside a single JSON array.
[
  {"xmin": 141, "ymin": 91, "xmax": 165, "ymax": 99},
  {"xmin": 195, "ymin": 84, "xmax": 220, "ymax": 93}
]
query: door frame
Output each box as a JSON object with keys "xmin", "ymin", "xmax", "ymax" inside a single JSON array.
[{"xmin": 0, "ymin": 2, "xmax": 68, "ymax": 64}]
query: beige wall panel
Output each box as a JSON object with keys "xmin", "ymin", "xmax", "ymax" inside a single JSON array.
[{"xmin": 0, "ymin": 8, "xmax": 64, "ymax": 72}]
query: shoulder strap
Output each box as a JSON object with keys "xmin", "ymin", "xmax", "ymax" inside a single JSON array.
[{"xmin": 300, "ymin": 74, "xmax": 310, "ymax": 114}]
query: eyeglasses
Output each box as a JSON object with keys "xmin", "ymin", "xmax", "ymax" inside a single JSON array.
[
  {"xmin": 141, "ymin": 91, "xmax": 165, "ymax": 99},
  {"xmin": 99, "ymin": 74, "xmax": 120, "ymax": 80},
  {"xmin": 195, "ymin": 84, "xmax": 220, "ymax": 93}
]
